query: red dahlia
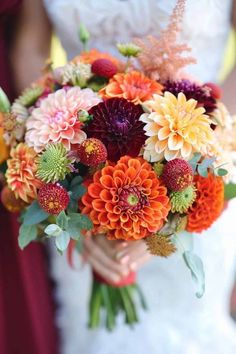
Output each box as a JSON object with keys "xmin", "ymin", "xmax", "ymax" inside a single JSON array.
[
  {"xmin": 162, "ymin": 158, "xmax": 194, "ymax": 191},
  {"xmin": 86, "ymin": 98, "xmax": 145, "ymax": 161},
  {"xmin": 91, "ymin": 58, "xmax": 117, "ymax": 79},
  {"xmin": 77, "ymin": 138, "xmax": 107, "ymax": 166},
  {"xmin": 38, "ymin": 183, "xmax": 69, "ymax": 215}
]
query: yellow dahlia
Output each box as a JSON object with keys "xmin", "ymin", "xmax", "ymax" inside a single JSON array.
[
  {"xmin": 140, "ymin": 92, "xmax": 214, "ymax": 162},
  {"xmin": 6, "ymin": 143, "xmax": 42, "ymax": 203}
]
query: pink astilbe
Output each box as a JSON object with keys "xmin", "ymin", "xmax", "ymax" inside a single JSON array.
[{"xmin": 134, "ymin": 0, "xmax": 196, "ymax": 82}]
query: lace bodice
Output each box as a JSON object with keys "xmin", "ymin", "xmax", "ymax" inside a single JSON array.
[{"xmin": 43, "ymin": 1, "xmax": 236, "ymax": 353}]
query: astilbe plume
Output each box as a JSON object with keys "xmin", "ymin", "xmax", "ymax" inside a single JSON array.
[{"xmin": 134, "ymin": 0, "xmax": 196, "ymax": 82}]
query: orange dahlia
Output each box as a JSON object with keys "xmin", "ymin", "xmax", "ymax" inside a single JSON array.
[
  {"xmin": 0, "ymin": 112, "xmax": 9, "ymax": 164},
  {"xmin": 99, "ymin": 71, "xmax": 163, "ymax": 105},
  {"xmin": 187, "ymin": 173, "xmax": 224, "ymax": 233},
  {"xmin": 6, "ymin": 143, "xmax": 42, "ymax": 203},
  {"xmin": 81, "ymin": 156, "xmax": 170, "ymax": 241}
]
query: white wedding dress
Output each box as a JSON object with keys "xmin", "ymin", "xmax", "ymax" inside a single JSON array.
[{"xmin": 44, "ymin": 1, "xmax": 236, "ymax": 353}]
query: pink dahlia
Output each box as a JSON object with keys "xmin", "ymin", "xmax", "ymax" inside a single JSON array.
[{"xmin": 25, "ymin": 87, "xmax": 101, "ymax": 152}]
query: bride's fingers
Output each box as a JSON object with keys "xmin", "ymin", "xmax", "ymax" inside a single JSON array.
[
  {"xmin": 129, "ymin": 252, "xmax": 152, "ymax": 272},
  {"xmin": 116, "ymin": 240, "xmax": 148, "ymax": 263},
  {"xmin": 83, "ymin": 237, "xmax": 130, "ymax": 278},
  {"xmin": 83, "ymin": 249, "xmax": 121, "ymax": 283}
]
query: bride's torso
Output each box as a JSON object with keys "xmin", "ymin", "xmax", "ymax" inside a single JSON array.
[
  {"xmin": 45, "ymin": 0, "xmax": 232, "ymax": 82},
  {"xmin": 44, "ymin": 1, "xmax": 236, "ymax": 353}
]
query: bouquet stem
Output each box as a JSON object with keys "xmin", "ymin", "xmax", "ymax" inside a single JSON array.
[{"xmin": 89, "ymin": 271, "xmax": 147, "ymax": 330}]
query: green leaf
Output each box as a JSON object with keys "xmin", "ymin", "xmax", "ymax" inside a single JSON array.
[
  {"xmin": 56, "ymin": 211, "xmax": 69, "ymax": 229},
  {"xmin": 44, "ymin": 224, "xmax": 62, "ymax": 237},
  {"xmin": 68, "ymin": 212, "xmax": 93, "ymax": 230},
  {"xmin": 55, "ymin": 230, "xmax": 70, "ymax": 252},
  {"xmin": 224, "ymin": 182, "xmax": 236, "ymax": 200},
  {"xmin": 67, "ymin": 222, "xmax": 82, "ymax": 240},
  {"xmin": 70, "ymin": 184, "xmax": 87, "ymax": 200},
  {"xmin": 0, "ymin": 87, "xmax": 10, "ymax": 112},
  {"xmin": 70, "ymin": 175, "xmax": 83, "ymax": 188},
  {"xmin": 18, "ymin": 224, "xmax": 37, "ymax": 249},
  {"xmin": 23, "ymin": 200, "xmax": 49, "ymax": 225},
  {"xmin": 189, "ymin": 152, "xmax": 201, "ymax": 171},
  {"xmin": 183, "ymin": 251, "xmax": 205, "ymax": 298},
  {"xmin": 216, "ymin": 168, "xmax": 228, "ymax": 177},
  {"xmin": 197, "ymin": 157, "xmax": 216, "ymax": 177}
]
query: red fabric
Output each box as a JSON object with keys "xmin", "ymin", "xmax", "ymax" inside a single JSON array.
[
  {"xmin": 0, "ymin": 1, "xmax": 58, "ymax": 353},
  {"xmin": 93, "ymin": 270, "xmax": 136, "ymax": 287}
]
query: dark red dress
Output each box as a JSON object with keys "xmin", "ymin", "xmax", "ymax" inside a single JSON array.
[{"xmin": 0, "ymin": 2, "xmax": 58, "ymax": 353}]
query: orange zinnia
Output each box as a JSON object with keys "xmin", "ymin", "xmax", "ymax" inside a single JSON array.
[
  {"xmin": 81, "ymin": 156, "xmax": 170, "ymax": 241},
  {"xmin": 99, "ymin": 71, "xmax": 163, "ymax": 105},
  {"xmin": 187, "ymin": 173, "xmax": 224, "ymax": 233}
]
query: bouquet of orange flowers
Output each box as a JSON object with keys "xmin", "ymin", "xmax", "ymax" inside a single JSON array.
[{"xmin": 1, "ymin": 0, "xmax": 236, "ymax": 330}]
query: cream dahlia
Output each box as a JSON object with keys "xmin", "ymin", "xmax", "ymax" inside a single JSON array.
[
  {"xmin": 141, "ymin": 92, "xmax": 214, "ymax": 162},
  {"xmin": 25, "ymin": 87, "xmax": 101, "ymax": 152}
]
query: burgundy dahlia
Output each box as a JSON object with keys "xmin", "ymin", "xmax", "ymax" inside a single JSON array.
[
  {"xmin": 86, "ymin": 98, "xmax": 145, "ymax": 161},
  {"xmin": 164, "ymin": 79, "xmax": 217, "ymax": 114}
]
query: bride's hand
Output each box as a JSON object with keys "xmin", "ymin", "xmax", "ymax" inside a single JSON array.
[
  {"xmin": 83, "ymin": 235, "xmax": 152, "ymax": 283},
  {"xmin": 83, "ymin": 235, "xmax": 131, "ymax": 283}
]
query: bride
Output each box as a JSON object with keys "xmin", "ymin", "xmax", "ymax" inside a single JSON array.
[{"xmin": 41, "ymin": 0, "xmax": 236, "ymax": 353}]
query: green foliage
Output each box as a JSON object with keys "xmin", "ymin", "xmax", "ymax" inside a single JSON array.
[
  {"xmin": 0, "ymin": 87, "xmax": 10, "ymax": 112},
  {"xmin": 189, "ymin": 152, "xmax": 201, "ymax": 172},
  {"xmin": 183, "ymin": 251, "xmax": 205, "ymax": 298},
  {"xmin": 78, "ymin": 24, "xmax": 90, "ymax": 49},
  {"xmin": 18, "ymin": 224, "xmax": 37, "ymax": 249},
  {"xmin": 68, "ymin": 212, "xmax": 93, "ymax": 230},
  {"xmin": 224, "ymin": 182, "xmax": 236, "ymax": 200},
  {"xmin": 56, "ymin": 211, "xmax": 69, "ymax": 229},
  {"xmin": 23, "ymin": 201, "xmax": 49, "ymax": 225},
  {"xmin": 216, "ymin": 168, "xmax": 228, "ymax": 177},
  {"xmin": 197, "ymin": 157, "xmax": 216, "ymax": 177}
]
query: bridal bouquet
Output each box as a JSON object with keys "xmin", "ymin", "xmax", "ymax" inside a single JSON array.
[{"xmin": 1, "ymin": 0, "xmax": 236, "ymax": 330}]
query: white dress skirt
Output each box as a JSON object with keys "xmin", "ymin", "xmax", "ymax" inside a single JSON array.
[{"xmin": 44, "ymin": 1, "xmax": 236, "ymax": 353}]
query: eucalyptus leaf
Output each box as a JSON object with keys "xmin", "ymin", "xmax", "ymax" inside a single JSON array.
[
  {"xmin": 68, "ymin": 212, "xmax": 93, "ymax": 230},
  {"xmin": 44, "ymin": 224, "xmax": 62, "ymax": 237},
  {"xmin": 18, "ymin": 224, "xmax": 37, "ymax": 249},
  {"xmin": 216, "ymin": 168, "xmax": 228, "ymax": 177},
  {"xmin": 189, "ymin": 153, "xmax": 201, "ymax": 171},
  {"xmin": 183, "ymin": 251, "xmax": 205, "ymax": 298},
  {"xmin": 56, "ymin": 211, "xmax": 69, "ymax": 229},
  {"xmin": 23, "ymin": 201, "xmax": 49, "ymax": 225},
  {"xmin": 70, "ymin": 184, "xmax": 87, "ymax": 200},
  {"xmin": 224, "ymin": 182, "xmax": 236, "ymax": 200},
  {"xmin": 197, "ymin": 157, "xmax": 216, "ymax": 177},
  {"xmin": 67, "ymin": 221, "xmax": 82, "ymax": 240},
  {"xmin": 0, "ymin": 87, "xmax": 10, "ymax": 112},
  {"xmin": 55, "ymin": 231, "xmax": 70, "ymax": 252},
  {"xmin": 70, "ymin": 175, "xmax": 83, "ymax": 188}
]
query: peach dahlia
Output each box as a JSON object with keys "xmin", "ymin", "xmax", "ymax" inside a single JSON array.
[{"xmin": 25, "ymin": 87, "xmax": 101, "ymax": 152}]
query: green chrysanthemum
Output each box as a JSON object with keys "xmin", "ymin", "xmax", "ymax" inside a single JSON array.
[
  {"xmin": 117, "ymin": 43, "xmax": 142, "ymax": 57},
  {"xmin": 170, "ymin": 185, "xmax": 196, "ymax": 214},
  {"xmin": 37, "ymin": 143, "xmax": 72, "ymax": 183},
  {"xmin": 18, "ymin": 87, "xmax": 43, "ymax": 107}
]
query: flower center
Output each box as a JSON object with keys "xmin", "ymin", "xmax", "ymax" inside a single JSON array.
[
  {"xmin": 49, "ymin": 111, "xmax": 65, "ymax": 124},
  {"xmin": 118, "ymin": 185, "xmax": 148, "ymax": 212},
  {"xmin": 111, "ymin": 112, "xmax": 131, "ymax": 135}
]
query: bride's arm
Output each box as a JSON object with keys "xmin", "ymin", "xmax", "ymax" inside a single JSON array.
[
  {"xmin": 9, "ymin": 0, "xmax": 52, "ymax": 94},
  {"xmin": 221, "ymin": 0, "xmax": 236, "ymax": 113}
]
